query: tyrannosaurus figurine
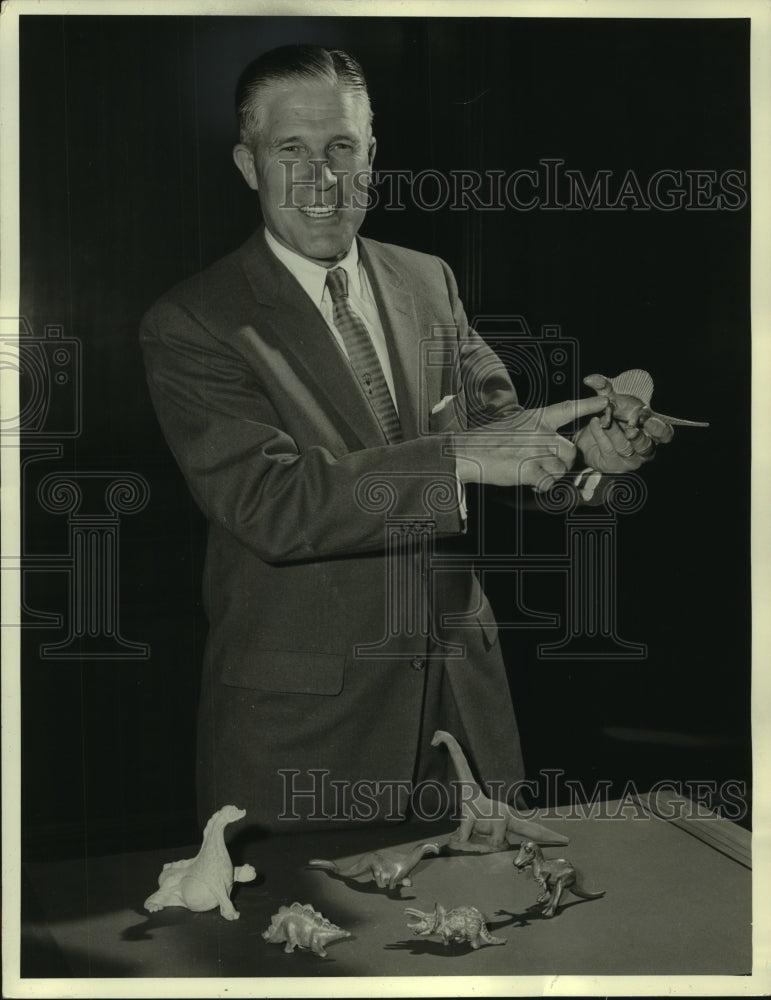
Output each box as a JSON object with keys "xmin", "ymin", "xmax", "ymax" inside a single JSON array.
[{"xmin": 513, "ymin": 840, "xmax": 605, "ymax": 917}]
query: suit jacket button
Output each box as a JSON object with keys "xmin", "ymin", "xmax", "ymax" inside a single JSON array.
[{"xmin": 411, "ymin": 657, "xmax": 425, "ymax": 671}]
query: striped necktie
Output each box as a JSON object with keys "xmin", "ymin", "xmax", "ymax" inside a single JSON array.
[{"xmin": 325, "ymin": 267, "xmax": 403, "ymax": 444}]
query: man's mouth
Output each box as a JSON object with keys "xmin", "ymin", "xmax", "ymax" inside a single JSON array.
[{"xmin": 299, "ymin": 205, "xmax": 338, "ymax": 219}]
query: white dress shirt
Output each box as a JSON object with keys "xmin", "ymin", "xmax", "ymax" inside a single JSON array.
[
  {"xmin": 264, "ymin": 227, "xmax": 467, "ymax": 523},
  {"xmin": 264, "ymin": 228, "xmax": 399, "ymax": 412}
]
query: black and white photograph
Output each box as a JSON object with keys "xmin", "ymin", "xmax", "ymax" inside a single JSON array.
[{"xmin": 2, "ymin": 1, "xmax": 769, "ymax": 996}]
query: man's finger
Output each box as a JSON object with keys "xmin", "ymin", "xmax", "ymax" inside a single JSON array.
[
  {"xmin": 532, "ymin": 470, "xmax": 562, "ymax": 493},
  {"xmin": 521, "ymin": 455, "xmax": 567, "ymax": 491},
  {"xmin": 544, "ymin": 396, "xmax": 608, "ymax": 430},
  {"xmin": 589, "ymin": 416, "xmax": 622, "ymax": 456},
  {"xmin": 539, "ymin": 454, "xmax": 568, "ymax": 478},
  {"xmin": 634, "ymin": 432, "xmax": 657, "ymax": 458},
  {"xmin": 603, "ymin": 420, "xmax": 636, "ymax": 457},
  {"xmin": 642, "ymin": 415, "xmax": 675, "ymax": 444}
]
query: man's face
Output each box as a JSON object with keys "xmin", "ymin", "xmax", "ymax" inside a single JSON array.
[{"xmin": 233, "ymin": 80, "xmax": 376, "ymax": 266}]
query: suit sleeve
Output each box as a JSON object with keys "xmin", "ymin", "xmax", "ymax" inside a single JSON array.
[
  {"xmin": 435, "ymin": 258, "xmax": 616, "ymax": 506},
  {"xmin": 438, "ymin": 258, "xmax": 523, "ymax": 426},
  {"xmin": 140, "ymin": 298, "xmax": 465, "ymax": 565}
]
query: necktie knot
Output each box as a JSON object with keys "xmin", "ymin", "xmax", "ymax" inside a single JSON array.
[{"xmin": 325, "ymin": 267, "xmax": 349, "ymax": 303}]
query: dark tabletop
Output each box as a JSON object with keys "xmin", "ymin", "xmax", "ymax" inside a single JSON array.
[{"xmin": 20, "ymin": 799, "xmax": 751, "ymax": 981}]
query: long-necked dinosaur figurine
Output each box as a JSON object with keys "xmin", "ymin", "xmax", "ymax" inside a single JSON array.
[
  {"xmin": 431, "ymin": 730, "xmax": 568, "ymax": 851},
  {"xmin": 307, "ymin": 842, "xmax": 440, "ymax": 890},
  {"xmin": 143, "ymin": 804, "xmax": 256, "ymax": 920}
]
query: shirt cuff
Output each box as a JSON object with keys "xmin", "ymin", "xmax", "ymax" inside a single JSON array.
[
  {"xmin": 456, "ymin": 469, "xmax": 468, "ymax": 533},
  {"xmin": 573, "ymin": 467, "xmax": 603, "ymax": 502}
]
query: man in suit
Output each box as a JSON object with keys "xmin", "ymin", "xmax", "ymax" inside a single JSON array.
[{"xmin": 140, "ymin": 45, "xmax": 662, "ymax": 839}]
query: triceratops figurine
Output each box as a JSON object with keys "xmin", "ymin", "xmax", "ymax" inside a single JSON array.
[{"xmin": 405, "ymin": 903, "xmax": 506, "ymax": 949}]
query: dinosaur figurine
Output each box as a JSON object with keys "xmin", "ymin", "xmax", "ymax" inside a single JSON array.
[
  {"xmin": 512, "ymin": 840, "xmax": 605, "ymax": 918},
  {"xmin": 262, "ymin": 902, "xmax": 351, "ymax": 957},
  {"xmin": 144, "ymin": 804, "xmax": 256, "ymax": 921},
  {"xmin": 405, "ymin": 903, "xmax": 506, "ymax": 949},
  {"xmin": 431, "ymin": 730, "xmax": 568, "ymax": 851},
  {"xmin": 583, "ymin": 370, "xmax": 709, "ymax": 437},
  {"xmin": 307, "ymin": 842, "xmax": 440, "ymax": 890}
]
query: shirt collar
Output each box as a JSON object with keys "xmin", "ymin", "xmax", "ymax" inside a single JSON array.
[{"xmin": 263, "ymin": 227, "xmax": 361, "ymax": 309}]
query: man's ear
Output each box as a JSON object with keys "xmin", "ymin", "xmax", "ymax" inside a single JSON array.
[
  {"xmin": 233, "ymin": 145, "xmax": 259, "ymax": 190},
  {"xmin": 367, "ymin": 135, "xmax": 377, "ymax": 169}
]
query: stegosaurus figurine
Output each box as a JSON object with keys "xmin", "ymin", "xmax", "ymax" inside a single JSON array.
[{"xmin": 262, "ymin": 902, "xmax": 351, "ymax": 957}]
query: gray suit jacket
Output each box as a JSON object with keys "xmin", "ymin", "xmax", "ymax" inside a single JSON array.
[{"xmin": 140, "ymin": 227, "xmax": 525, "ymax": 836}]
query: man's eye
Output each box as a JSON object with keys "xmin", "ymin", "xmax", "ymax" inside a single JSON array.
[
  {"xmin": 280, "ymin": 145, "xmax": 300, "ymax": 154},
  {"xmin": 329, "ymin": 143, "xmax": 353, "ymax": 153}
]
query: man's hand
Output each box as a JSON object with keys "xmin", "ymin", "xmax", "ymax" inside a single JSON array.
[
  {"xmin": 574, "ymin": 416, "xmax": 674, "ymax": 473},
  {"xmin": 453, "ymin": 396, "xmax": 609, "ymax": 491}
]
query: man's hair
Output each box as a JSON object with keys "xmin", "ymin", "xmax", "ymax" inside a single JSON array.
[{"xmin": 235, "ymin": 44, "xmax": 373, "ymax": 148}]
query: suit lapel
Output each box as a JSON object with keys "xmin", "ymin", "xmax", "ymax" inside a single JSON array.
[
  {"xmin": 358, "ymin": 237, "xmax": 427, "ymax": 441},
  {"xmin": 238, "ymin": 231, "xmax": 389, "ymax": 450}
]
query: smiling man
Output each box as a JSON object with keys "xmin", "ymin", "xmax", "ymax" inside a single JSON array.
[
  {"xmin": 232, "ymin": 60, "xmax": 375, "ymax": 265},
  {"xmin": 140, "ymin": 45, "xmax": 662, "ymax": 841}
]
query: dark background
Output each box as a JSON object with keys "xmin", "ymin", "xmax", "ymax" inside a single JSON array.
[{"xmin": 17, "ymin": 15, "xmax": 750, "ymax": 859}]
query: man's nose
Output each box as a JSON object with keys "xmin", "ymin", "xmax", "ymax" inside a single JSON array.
[{"xmin": 308, "ymin": 157, "xmax": 338, "ymax": 189}]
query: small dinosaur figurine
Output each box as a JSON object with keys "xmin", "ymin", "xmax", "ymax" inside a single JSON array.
[
  {"xmin": 405, "ymin": 903, "xmax": 505, "ymax": 949},
  {"xmin": 583, "ymin": 370, "xmax": 709, "ymax": 437},
  {"xmin": 262, "ymin": 902, "xmax": 351, "ymax": 957},
  {"xmin": 513, "ymin": 840, "xmax": 605, "ymax": 918},
  {"xmin": 307, "ymin": 842, "xmax": 440, "ymax": 890},
  {"xmin": 431, "ymin": 730, "xmax": 568, "ymax": 851},
  {"xmin": 144, "ymin": 804, "xmax": 256, "ymax": 920}
]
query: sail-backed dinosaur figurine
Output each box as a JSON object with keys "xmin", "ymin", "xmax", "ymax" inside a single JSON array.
[
  {"xmin": 431, "ymin": 730, "xmax": 568, "ymax": 851},
  {"xmin": 144, "ymin": 804, "xmax": 256, "ymax": 920},
  {"xmin": 308, "ymin": 842, "xmax": 440, "ymax": 890},
  {"xmin": 405, "ymin": 903, "xmax": 506, "ymax": 949},
  {"xmin": 583, "ymin": 370, "xmax": 709, "ymax": 438},
  {"xmin": 513, "ymin": 840, "xmax": 605, "ymax": 918},
  {"xmin": 262, "ymin": 902, "xmax": 351, "ymax": 957}
]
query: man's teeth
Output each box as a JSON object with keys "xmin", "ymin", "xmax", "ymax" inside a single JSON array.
[{"xmin": 300, "ymin": 206, "xmax": 337, "ymax": 217}]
